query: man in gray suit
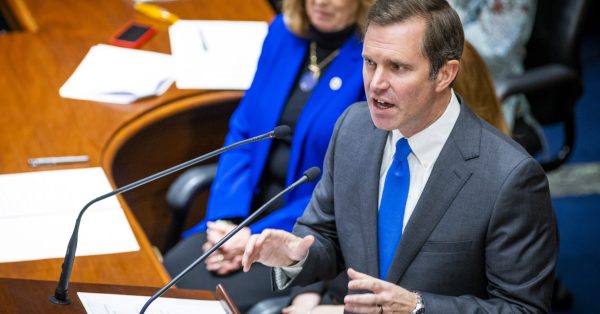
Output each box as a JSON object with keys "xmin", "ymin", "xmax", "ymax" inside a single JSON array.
[{"xmin": 242, "ymin": 0, "xmax": 557, "ymax": 313}]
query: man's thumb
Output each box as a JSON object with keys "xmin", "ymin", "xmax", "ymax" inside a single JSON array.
[{"xmin": 299, "ymin": 235, "xmax": 315, "ymax": 252}]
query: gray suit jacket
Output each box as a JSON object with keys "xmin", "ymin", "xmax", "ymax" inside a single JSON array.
[{"xmin": 290, "ymin": 100, "xmax": 557, "ymax": 313}]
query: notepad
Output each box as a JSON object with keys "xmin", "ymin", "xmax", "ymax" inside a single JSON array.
[
  {"xmin": 169, "ymin": 20, "xmax": 268, "ymax": 90},
  {"xmin": 0, "ymin": 167, "xmax": 139, "ymax": 263},
  {"xmin": 59, "ymin": 44, "xmax": 174, "ymax": 104}
]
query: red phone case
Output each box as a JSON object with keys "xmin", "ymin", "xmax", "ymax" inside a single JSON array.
[{"xmin": 108, "ymin": 21, "xmax": 156, "ymax": 48}]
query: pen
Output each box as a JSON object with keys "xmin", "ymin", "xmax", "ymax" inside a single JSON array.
[
  {"xmin": 134, "ymin": 2, "xmax": 180, "ymax": 24},
  {"xmin": 198, "ymin": 29, "xmax": 209, "ymax": 52},
  {"xmin": 28, "ymin": 155, "xmax": 90, "ymax": 167}
]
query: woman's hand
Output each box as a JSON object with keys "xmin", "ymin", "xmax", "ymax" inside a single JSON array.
[{"xmin": 203, "ymin": 221, "xmax": 251, "ymax": 275}]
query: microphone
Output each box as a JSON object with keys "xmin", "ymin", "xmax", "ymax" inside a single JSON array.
[
  {"xmin": 49, "ymin": 125, "xmax": 291, "ymax": 305},
  {"xmin": 140, "ymin": 167, "xmax": 321, "ymax": 313}
]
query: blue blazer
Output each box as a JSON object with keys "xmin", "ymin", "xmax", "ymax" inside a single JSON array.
[{"xmin": 184, "ymin": 15, "xmax": 365, "ymax": 237}]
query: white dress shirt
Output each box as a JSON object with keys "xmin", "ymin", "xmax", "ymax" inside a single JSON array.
[
  {"xmin": 380, "ymin": 91, "xmax": 460, "ymax": 231},
  {"xmin": 276, "ymin": 91, "xmax": 461, "ymax": 288}
]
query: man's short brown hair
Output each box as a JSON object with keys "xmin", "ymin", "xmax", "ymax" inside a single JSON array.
[{"xmin": 367, "ymin": 0, "xmax": 464, "ymax": 80}]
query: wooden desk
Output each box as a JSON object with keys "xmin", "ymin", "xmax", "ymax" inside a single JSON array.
[
  {"xmin": 0, "ymin": 0, "xmax": 273, "ymax": 287},
  {"xmin": 0, "ymin": 278, "xmax": 238, "ymax": 313}
]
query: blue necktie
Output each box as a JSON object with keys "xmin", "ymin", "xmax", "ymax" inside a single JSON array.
[{"xmin": 378, "ymin": 138, "xmax": 412, "ymax": 279}]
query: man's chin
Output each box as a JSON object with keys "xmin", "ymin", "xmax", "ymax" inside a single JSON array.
[{"xmin": 370, "ymin": 117, "xmax": 398, "ymax": 131}]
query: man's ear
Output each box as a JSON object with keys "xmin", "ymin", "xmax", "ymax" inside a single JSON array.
[{"xmin": 434, "ymin": 60, "xmax": 460, "ymax": 92}]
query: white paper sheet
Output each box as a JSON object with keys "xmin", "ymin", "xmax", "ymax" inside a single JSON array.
[
  {"xmin": 60, "ymin": 44, "xmax": 174, "ymax": 104},
  {"xmin": 169, "ymin": 20, "xmax": 268, "ymax": 90},
  {"xmin": 0, "ymin": 167, "xmax": 139, "ymax": 263},
  {"xmin": 78, "ymin": 292, "xmax": 227, "ymax": 314}
]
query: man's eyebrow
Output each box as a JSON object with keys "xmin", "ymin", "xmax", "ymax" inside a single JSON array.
[
  {"xmin": 386, "ymin": 59, "xmax": 413, "ymax": 69},
  {"xmin": 361, "ymin": 53, "xmax": 413, "ymax": 69}
]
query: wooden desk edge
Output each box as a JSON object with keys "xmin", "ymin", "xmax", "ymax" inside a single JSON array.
[{"xmin": 0, "ymin": 278, "xmax": 241, "ymax": 313}]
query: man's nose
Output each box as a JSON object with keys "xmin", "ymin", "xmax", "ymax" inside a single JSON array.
[{"xmin": 370, "ymin": 69, "xmax": 389, "ymax": 92}]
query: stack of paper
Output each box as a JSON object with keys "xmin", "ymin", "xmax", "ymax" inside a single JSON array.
[
  {"xmin": 59, "ymin": 44, "xmax": 174, "ymax": 104},
  {"xmin": 78, "ymin": 292, "xmax": 227, "ymax": 314},
  {"xmin": 0, "ymin": 167, "xmax": 139, "ymax": 263},
  {"xmin": 169, "ymin": 20, "xmax": 268, "ymax": 90}
]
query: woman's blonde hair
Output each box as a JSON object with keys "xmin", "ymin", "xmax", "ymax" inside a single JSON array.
[
  {"xmin": 455, "ymin": 41, "xmax": 510, "ymax": 135},
  {"xmin": 282, "ymin": 0, "xmax": 374, "ymax": 36}
]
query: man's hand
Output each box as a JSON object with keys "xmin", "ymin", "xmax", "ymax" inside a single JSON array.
[
  {"xmin": 344, "ymin": 268, "xmax": 417, "ymax": 314},
  {"xmin": 242, "ymin": 229, "xmax": 314, "ymax": 272},
  {"xmin": 282, "ymin": 292, "xmax": 320, "ymax": 314},
  {"xmin": 203, "ymin": 221, "xmax": 250, "ymax": 275}
]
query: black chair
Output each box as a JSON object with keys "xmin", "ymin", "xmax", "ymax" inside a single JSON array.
[
  {"xmin": 496, "ymin": 0, "xmax": 590, "ymax": 172},
  {"xmin": 164, "ymin": 164, "xmax": 217, "ymax": 251}
]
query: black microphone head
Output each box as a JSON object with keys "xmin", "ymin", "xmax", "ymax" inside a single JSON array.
[
  {"xmin": 272, "ymin": 125, "xmax": 292, "ymax": 139},
  {"xmin": 303, "ymin": 167, "xmax": 321, "ymax": 182}
]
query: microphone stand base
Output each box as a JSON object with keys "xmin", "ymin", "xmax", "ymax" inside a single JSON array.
[{"xmin": 49, "ymin": 295, "xmax": 72, "ymax": 305}]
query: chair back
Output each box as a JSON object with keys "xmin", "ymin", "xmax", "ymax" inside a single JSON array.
[
  {"xmin": 525, "ymin": 0, "xmax": 589, "ymax": 124},
  {"xmin": 526, "ymin": 0, "xmax": 589, "ymax": 72}
]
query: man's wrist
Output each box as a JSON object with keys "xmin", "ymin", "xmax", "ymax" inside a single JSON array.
[{"xmin": 410, "ymin": 291, "xmax": 425, "ymax": 314}]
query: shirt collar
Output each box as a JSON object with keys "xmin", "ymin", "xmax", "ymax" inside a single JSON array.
[{"xmin": 391, "ymin": 90, "xmax": 461, "ymax": 169}]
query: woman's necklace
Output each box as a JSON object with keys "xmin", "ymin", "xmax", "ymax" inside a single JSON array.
[{"xmin": 299, "ymin": 41, "xmax": 340, "ymax": 92}]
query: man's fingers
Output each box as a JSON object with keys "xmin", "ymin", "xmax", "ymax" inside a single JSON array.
[
  {"xmin": 242, "ymin": 234, "xmax": 260, "ymax": 272},
  {"xmin": 344, "ymin": 293, "xmax": 381, "ymax": 306},
  {"xmin": 289, "ymin": 235, "xmax": 315, "ymax": 261},
  {"xmin": 347, "ymin": 268, "xmax": 386, "ymax": 293},
  {"xmin": 348, "ymin": 268, "xmax": 372, "ymax": 280},
  {"xmin": 241, "ymin": 239, "xmax": 255, "ymax": 271},
  {"xmin": 254, "ymin": 229, "xmax": 270, "ymax": 248},
  {"xmin": 344, "ymin": 303, "xmax": 380, "ymax": 314},
  {"xmin": 243, "ymin": 229, "xmax": 309, "ymax": 269},
  {"xmin": 348, "ymin": 278, "xmax": 385, "ymax": 293},
  {"xmin": 345, "ymin": 292, "xmax": 384, "ymax": 314},
  {"xmin": 296, "ymin": 235, "xmax": 314, "ymax": 253}
]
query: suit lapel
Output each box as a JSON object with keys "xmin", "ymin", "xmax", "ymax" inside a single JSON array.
[
  {"xmin": 386, "ymin": 103, "xmax": 481, "ymax": 283},
  {"xmin": 357, "ymin": 124, "xmax": 388, "ymax": 278}
]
